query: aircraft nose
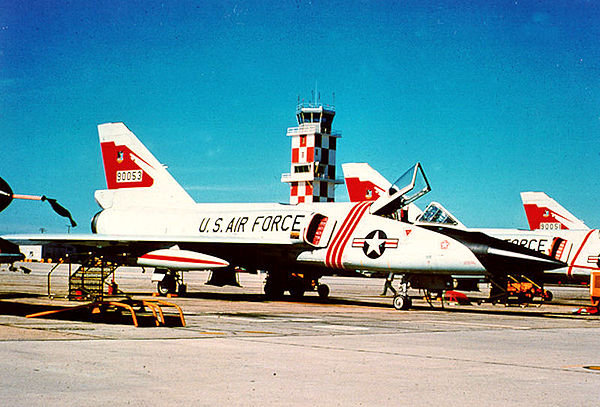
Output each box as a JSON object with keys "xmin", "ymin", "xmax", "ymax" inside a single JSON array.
[{"xmin": 420, "ymin": 225, "xmax": 567, "ymax": 274}]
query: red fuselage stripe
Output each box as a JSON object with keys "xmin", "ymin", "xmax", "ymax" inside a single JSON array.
[
  {"xmin": 334, "ymin": 203, "xmax": 371, "ymax": 268},
  {"xmin": 567, "ymin": 229, "xmax": 595, "ymax": 278},
  {"xmin": 326, "ymin": 202, "xmax": 365, "ymax": 268},
  {"xmin": 326, "ymin": 202, "xmax": 365, "ymax": 266},
  {"xmin": 326, "ymin": 202, "xmax": 371, "ymax": 269}
]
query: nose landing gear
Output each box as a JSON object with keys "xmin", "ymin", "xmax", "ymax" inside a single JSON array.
[{"xmin": 392, "ymin": 275, "xmax": 412, "ymax": 310}]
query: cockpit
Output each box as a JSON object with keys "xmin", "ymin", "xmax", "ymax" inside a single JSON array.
[{"xmin": 415, "ymin": 202, "xmax": 464, "ymax": 228}]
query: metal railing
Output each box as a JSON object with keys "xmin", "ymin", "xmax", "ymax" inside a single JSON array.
[
  {"xmin": 286, "ymin": 124, "xmax": 341, "ymax": 137},
  {"xmin": 46, "ymin": 258, "xmax": 66, "ymax": 297},
  {"xmin": 295, "ymin": 102, "xmax": 335, "ymax": 113}
]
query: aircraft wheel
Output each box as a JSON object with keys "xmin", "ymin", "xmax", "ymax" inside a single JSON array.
[
  {"xmin": 288, "ymin": 276, "xmax": 306, "ymax": 299},
  {"xmin": 157, "ymin": 275, "xmax": 176, "ymax": 296},
  {"xmin": 393, "ymin": 294, "xmax": 412, "ymax": 310},
  {"xmin": 543, "ymin": 290, "xmax": 553, "ymax": 302},
  {"xmin": 317, "ymin": 284, "xmax": 330, "ymax": 299},
  {"xmin": 289, "ymin": 286, "xmax": 305, "ymax": 299},
  {"xmin": 264, "ymin": 280, "xmax": 285, "ymax": 299}
]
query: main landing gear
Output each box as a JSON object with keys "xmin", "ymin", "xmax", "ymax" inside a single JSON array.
[
  {"xmin": 264, "ymin": 272, "xmax": 329, "ymax": 300},
  {"xmin": 154, "ymin": 269, "xmax": 187, "ymax": 296}
]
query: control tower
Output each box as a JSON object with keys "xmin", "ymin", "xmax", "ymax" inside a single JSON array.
[{"xmin": 281, "ymin": 101, "xmax": 342, "ymax": 204}]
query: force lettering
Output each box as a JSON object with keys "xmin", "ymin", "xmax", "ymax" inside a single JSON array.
[
  {"xmin": 504, "ymin": 238, "xmax": 548, "ymax": 253},
  {"xmin": 198, "ymin": 214, "xmax": 305, "ymax": 234}
]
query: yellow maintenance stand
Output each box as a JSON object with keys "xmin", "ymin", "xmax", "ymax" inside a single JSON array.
[{"xmin": 591, "ymin": 271, "xmax": 600, "ymax": 311}]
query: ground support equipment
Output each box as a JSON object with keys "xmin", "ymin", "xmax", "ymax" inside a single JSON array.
[{"xmin": 25, "ymin": 299, "xmax": 186, "ymax": 327}]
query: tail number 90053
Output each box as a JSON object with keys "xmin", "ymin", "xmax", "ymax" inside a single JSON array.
[{"xmin": 116, "ymin": 169, "xmax": 143, "ymax": 183}]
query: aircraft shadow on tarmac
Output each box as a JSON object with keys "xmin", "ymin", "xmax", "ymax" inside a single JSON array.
[
  {"xmin": 426, "ymin": 303, "xmax": 588, "ymax": 319},
  {"xmin": 0, "ymin": 290, "xmax": 390, "ymax": 326},
  {"xmin": 174, "ymin": 290, "xmax": 417, "ymax": 310},
  {"xmin": 175, "ymin": 292, "xmax": 597, "ymax": 320},
  {"xmin": 173, "ymin": 291, "xmax": 591, "ymax": 317},
  {"xmin": 0, "ymin": 291, "xmax": 593, "ymax": 326},
  {"xmin": 0, "ymin": 295, "xmax": 182, "ymax": 327},
  {"xmin": 0, "ymin": 292, "xmax": 40, "ymax": 300}
]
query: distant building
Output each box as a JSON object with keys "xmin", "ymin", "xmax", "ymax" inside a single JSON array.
[
  {"xmin": 19, "ymin": 245, "xmax": 42, "ymax": 261},
  {"xmin": 18, "ymin": 244, "xmax": 77, "ymax": 262}
]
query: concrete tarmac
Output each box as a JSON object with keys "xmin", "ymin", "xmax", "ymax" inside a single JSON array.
[{"xmin": 1, "ymin": 263, "xmax": 599, "ymax": 406}]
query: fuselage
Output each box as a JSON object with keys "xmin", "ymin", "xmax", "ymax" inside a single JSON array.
[
  {"xmin": 92, "ymin": 201, "xmax": 488, "ymax": 276},
  {"xmin": 475, "ymin": 227, "xmax": 600, "ymax": 282}
]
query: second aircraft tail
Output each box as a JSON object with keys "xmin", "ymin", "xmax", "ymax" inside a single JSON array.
[
  {"xmin": 342, "ymin": 162, "xmax": 423, "ymax": 222},
  {"xmin": 520, "ymin": 191, "xmax": 588, "ymax": 230}
]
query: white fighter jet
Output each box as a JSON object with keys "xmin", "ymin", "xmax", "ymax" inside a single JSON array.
[
  {"xmin": 1, "ymin": 124, "xmax": 564, "ymax": 310},
  {"xmin": 343, "ymin": 163, "xmax": 600, "ymax": 289}
]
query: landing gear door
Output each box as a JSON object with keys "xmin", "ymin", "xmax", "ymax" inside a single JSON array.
[
  {"xmin": 370, "ymin": 162, "xmax": 431, "ymax": 217},
  {"xmin": 304, "ymin": 213, "xmax": 337, "ymax": 248}
]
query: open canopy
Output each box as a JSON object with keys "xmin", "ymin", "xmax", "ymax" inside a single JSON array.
[{"xmin": 370, "ymin": 162, "xmax": 431, "ymax": 216}]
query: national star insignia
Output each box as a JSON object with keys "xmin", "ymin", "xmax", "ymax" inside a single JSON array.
[{"xmin": 364, "ymin": 230, "xmax": 386, "ymax": 256}]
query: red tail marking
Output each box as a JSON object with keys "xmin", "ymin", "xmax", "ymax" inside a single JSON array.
[
  {"xmin": 345, "ymin": 178, "xmax": 385, "ymax": 202},
  {"xmin": 100, "ymin": 141, "xmax": 154, "ymax": 189},
  {"xmin": 523, "ymin": 204, "xmax": 566, "ymax": 230}
]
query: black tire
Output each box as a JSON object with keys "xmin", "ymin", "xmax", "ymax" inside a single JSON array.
[
  {"xmin": 393, "ymin": 295, "xmax": 412, "ymax": 310},
  {"xmin": 157, "ymin": 275, "xmax": 176, "ymax": 296},
  {"xmin": 317, "ymin": 284, "xmax": 330, "ymax": 299},
  {"xmin": 264, "ymin": 280, "xmax": 285, "ymax": 299},
  {"xmin": 289, "ymin": 286, "xmax": 305, "ymax": 299}
]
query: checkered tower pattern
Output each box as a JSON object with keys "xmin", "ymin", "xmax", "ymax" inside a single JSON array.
[{"xmin": 288, "ymin": 130, "xmax": 337, "ymax": 204}]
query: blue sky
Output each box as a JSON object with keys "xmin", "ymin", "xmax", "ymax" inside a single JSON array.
[{"xmin": 1, "ymin": 0, "xmax": 598, "ymax": 233}]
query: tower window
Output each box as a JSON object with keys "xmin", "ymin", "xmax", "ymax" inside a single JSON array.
[{"xmin": 294, "ymin": 165, "xmax": 310, "ymax": 173}]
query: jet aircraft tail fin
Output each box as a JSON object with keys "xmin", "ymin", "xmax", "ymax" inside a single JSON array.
[
  {"xmin": 520, "ymin": 191, "xmax": 588, "ymax": 230},
  {"xmin": 342, "ymin": 162, "xmax": 423, "ymax": 222},
  {"xmin": 95, "ymin": 122, "xmax": 195, "ymax": 209},
  {"xmin": 342, "ymin": 163, "xmax": 391, "ymax": 202}
]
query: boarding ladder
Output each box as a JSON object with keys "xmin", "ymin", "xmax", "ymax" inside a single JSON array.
[{"xmin": 68, "ymin": 255, "xmax": 119, "ymax": 301}]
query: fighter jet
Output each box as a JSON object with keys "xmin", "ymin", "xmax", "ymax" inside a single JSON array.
[
  {"xmin": 343, "ymin": 163, "xmax": 600, "ymax": 289},
  {"xmin": 1, "ymin": 124, "xmax": 564, "ymax": 310}
]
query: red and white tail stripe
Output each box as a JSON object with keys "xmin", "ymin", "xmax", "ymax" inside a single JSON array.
[{"xmin": 325, "ymin": 201, "xmax": 372, "ymax": 269}]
